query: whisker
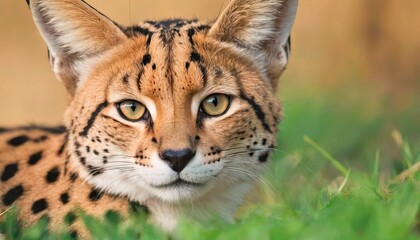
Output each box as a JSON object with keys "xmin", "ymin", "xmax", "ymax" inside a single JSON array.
[{"xmin": 223, "ymin": 166, "xmax": 276, "ymax": 194}]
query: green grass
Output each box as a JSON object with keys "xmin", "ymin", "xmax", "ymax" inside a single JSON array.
[{"xmin": 1, "ymin": 82, "xmax": 419, "ymax": 239}]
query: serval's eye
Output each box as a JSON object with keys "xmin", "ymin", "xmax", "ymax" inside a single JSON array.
[
  {"xmin": 200, "ymin": 94, "xmax": 231, "ymax": 117},
  {"xmin": 117, "ymin": 100, "xmax": 146, "ymax": 121}
]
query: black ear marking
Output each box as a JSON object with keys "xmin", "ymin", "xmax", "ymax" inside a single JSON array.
[{"xmin": 25, "ymin": 0, "xmax": 30, "ymax": 7}]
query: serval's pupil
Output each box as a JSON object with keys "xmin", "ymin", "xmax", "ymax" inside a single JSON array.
[{"xmin": 0, "ymin": 0, "xmax": 298, "ymax": 237}]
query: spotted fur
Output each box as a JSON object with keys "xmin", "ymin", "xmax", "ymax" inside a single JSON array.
[{"xmin": 1, "ymin": 0, "xmax": 298, "ymax": 237}]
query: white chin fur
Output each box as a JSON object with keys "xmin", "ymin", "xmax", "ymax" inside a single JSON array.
[
  {"xmin": 150, "ymin": 179, "xmax": 215, "ymax": 203},
  {"xmin": 77, "ymin": 148, "xmax": 261, "ymax": 231}
]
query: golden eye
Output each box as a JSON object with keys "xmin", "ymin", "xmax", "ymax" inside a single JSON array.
[
  {"xmin": 117, "ymin": 100, "xmax": 146, "ymax": 121},
  {"xmin": 200, "ymin": 94, "xmax": 231, "ymax": 116}
]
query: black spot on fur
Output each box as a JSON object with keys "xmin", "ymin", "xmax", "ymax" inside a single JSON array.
[
  {"xmin": 152, "ymin": 64, "xmax": 156, "ymax": 70},
  {"xmin": 28, "ymin": 151, "xmax": 43, "ymax": 165},
  {"xmin": 46, "ymin": 167, "xmax": 60, "ymax": 183},
  {"xmin": 3, "ymin": 185, "xmax": 24, "ymax": 205},
  {"xmin": 1, "ymin": 163, "xmax": 18, "ymax": 182},
  {"xmin": 7, "ymin": 135, "xmax": 29, "ymax": 147},
  {"xmin": 60, "ymin": 192, "xmax": 70, "ymax": 204},
  {"xmin": 142, "ymin": 54, "xmax": 152, "ymax": 66},
  {"xmin": 185, "ymin": 62, "xmax": 190, "ymax": 70},
  {"xmin": 75, "ymin": 150, "xmax": 81, "ymax": 157},
  {"xmin": 258, "ymin": 152, "xmax": 270, "ymax": 163},
  {"xmin": 79, "ymin": 101, "xmax": 109, "ymax": 137},
  {"xmin": 89, "ymin": 189, "xmax": 103, "ymax": 201},
  {"xmin": 262, "ymin": 138, "xmax": 267, "ymax": 145},
  {"xmin": 70, "ymin": 172, "xmax": 78, "ymax": 182},
  {"xmin": 190, "ymin": 52, "xmax": 201, "ymax": 62},
  {"xmin": 122, "ymin": 73, "xmax": 130, "ymax": 85},
  {"xmin": 32, "ymin": 198, "xmax": 48, "ymax": 214},
  {"xmin": 214, "ymin": 67, "xmax": 223, "ymax": 78},
  {"xmin": 57, "ymin": 140, "xmax": 67, "ymax": 156}
]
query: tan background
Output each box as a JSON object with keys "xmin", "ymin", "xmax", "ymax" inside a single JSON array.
[{"xmin": 1, "ymin": 0, "xmax": 419, "ymax": 126}]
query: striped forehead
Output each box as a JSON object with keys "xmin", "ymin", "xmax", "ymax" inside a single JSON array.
[
  {"xmin": 116, "ymin": 20, "xmax": 212, "ymax": 97},
  {"xmin": 122, "ymin": 19, "xmax": 211, "ymax": 48}
]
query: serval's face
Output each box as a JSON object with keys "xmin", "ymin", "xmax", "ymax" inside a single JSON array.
[{"xmin": 28, "ymin": 0, "xmax": 297, "ymax": 203}]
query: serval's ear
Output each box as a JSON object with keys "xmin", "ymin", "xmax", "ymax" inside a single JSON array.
[
  {"xmin": 209, "ymin": 0, "xmax": 298, "ymax": 90},
  {"xmin": 27, "ymin": 0, "xmax": 127, "ymax": 96}
]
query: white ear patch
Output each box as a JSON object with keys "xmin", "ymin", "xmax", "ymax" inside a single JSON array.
[{"xmin": 29, "ymin": 0, "xmax": 127, "ymax": 95}]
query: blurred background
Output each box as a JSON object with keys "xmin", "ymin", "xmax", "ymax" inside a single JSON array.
[
  {"xmin": 1, "ymin": 2, "xmax": 419, "ymax": 238},
  {"xmin": 0, "ymin": 0, "xmax": 419, "ymax": 168}
]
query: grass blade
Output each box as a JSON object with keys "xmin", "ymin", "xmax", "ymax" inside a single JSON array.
[{"xmin": 303, "ymin": 135, "xmax": 349, "ymax": 176}]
